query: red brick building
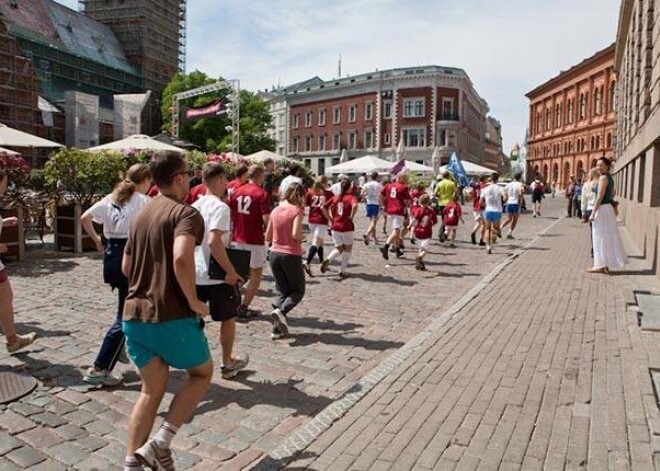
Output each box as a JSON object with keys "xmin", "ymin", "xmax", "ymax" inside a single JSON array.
[
  {"xmin": 526, "ymin": 44, "xmax": 616, "ymax": 188},
  {"xmin": 280, "ymin": 66, "xmax": 493, "ymax": 175}
]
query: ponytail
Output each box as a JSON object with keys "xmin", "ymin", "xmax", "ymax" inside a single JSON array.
[{"xmin": 112, "ymin": 163, "xmax": 150, "ymax": 206}]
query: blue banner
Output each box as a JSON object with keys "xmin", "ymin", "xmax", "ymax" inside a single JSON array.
[{"xmin": 446, "ymin": 152, "xmax": 469, "ymax": 187}]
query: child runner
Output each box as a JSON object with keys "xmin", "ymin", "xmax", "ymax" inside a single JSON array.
[
  {"xmin": 480, "ymin": 172, "xmax": 504, "ymax": 254},
  {"xmin": 304, "ymin": 176, "xmax": 333, "ymax": 276},
  {"xmin": 320, "ymin": 180, "xmax": 358, "ymax": 278},
  {"xmin": 82, "ymin": 163, "xmax": 151, "ymax": 386},
  {"xmin": 411, "ymin": 194, "xmax": 437, "ymax": 271},
  {"xmin": 379, "ymin": 173, "xmax": 410, "ymax": 260},
  {"xmin": 361, "ymin": 172, "xmax": 383, "ymax": 245},
  {"xmin": 0, "ymin": 170, "xmax": 36, "ymax": 353},
  {"xmin": 266, "ymin": 183, "xmax": 306, "ymax": 339},
  {"xmin": 502, "ymin": 173, "xmax": 525, "ymax": 239},
  {"xmin": 407, "ymin": 182, "xmax": 425, "ymax": 244},
  {"xmin": 443, "ymin": 193, "xmax": 464, "ymax": 247}
]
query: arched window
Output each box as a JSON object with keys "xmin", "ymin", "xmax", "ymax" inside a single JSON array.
[
  {"xmin": 536, "ymin": 112, "xmax": 542, "ymax": 133},
  {"xmin": 594, "ymin": 88, "xmax": 602, "ymax": 115},
  {"xmin": 596, "ymin": 135, "xmax": 600, "ymax": 149},
  {"xmin": 610, "ymin": 82, "xmax": 616, "ymax": 111},
  {"xmin": 607, "ymin": 133, "xmax": 612, "ymax": 148},
  {"xmin": 545, "ymin": 109, "xmax": 551, "ymax": 131},
  {"xmin": 567, "ymin": 100, "xmax": 573, "ymax": 124},
  {"xmin": 579, "ymin": 94, "xmax": 586, "ymax": 120},
  {"xmin": 591, "ymin": 136, "xmax": 595, "ymax": 150},
  {"xmin": 556, "ymin": 104, "xmax": 561, "ymax": 127}
]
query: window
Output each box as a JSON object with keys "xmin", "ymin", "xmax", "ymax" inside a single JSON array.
[
  {"xmin": 579, "ymin": 93, "xmax": 587, "ymax": 120},
  {"xmin": 567, "ymin": 100, "xmax": 573, "ymax": 124},
  {"xmin": 591, "ymin": 136, "xmax": 595, "ymax": 150},
  {"xmin": 610, "ymin": 83, "xmax": 616, "ymax": 111},
  {"xmin": 318, "ymin": 109, "xmax": 326, "ymax": 126},
  {"xmin": 293, "ymin": 114, "xmax": 299, "ymax": 128},
  {"xmin": 595, "ymin": 135, "xmax": 600, "ymax": 149},
  {"xmin": 384, "ymin": 133, "xmax": 391, "ymax": 145},
  {"xmin": 594, "ymin": 88, "xmax": 602, "ymax": 115},
  {"xmin": 545, "ymin": 109, "xmax": 551, "ymax": 130},
  {"xmin": 318, "ymin": 159, "xmax": 326, "ymax": 176},
  {"xmin": 607, "ymin": 133, "xmax": 612, "ymax": 148},
  {"xmin": 305, "ymin": 112, "xmax": 312, "ymax": 128},
  {"xmin": 292, "ymin": 137, "xmax": 299, "ymax": 152},
  {"xmin": 348, "ymin": 105, "xmax": 357, "ymax": 123},
  {"xmin": 442, "ymin": 98, "xmax": 454, "ymax": 117},
  {"xmin": 556, "ymin": 104, "xmax": 562, "ymax": 127},
  {"xmin": 304, "ymin": 159, "xmax": 311, "ymax": 168},
  {"xmin": 333, "ymin": 107, "xmax": 341, "ymax": 124},
  {"xmin": 402, "ymin": 128, "xmax": 426, "ymax": 147},
  {"xmin": 536, "ymin": 112, "xmax": 542, "ymax": 133},
  {"xmin": 438, "ymin": 129, "xmax": 447, "ymax": 146},
  {"xmin": 348, "ymin": 131, "xmax": 357, "ymax": 149},
  {"xmin": 365, "ymin": 103, "xmax": 373, "ymax": 120},
  {"xmin": 319, "ymin": 134, "xmax": 326, "ymax": 151},
  {"xmin": 305, "ymin": 136, "xmax": 312, "ymax": 152},
  {"xmin": 383, "ymin": 101, "xmax": 392, "ymax": 119},
  {"xmin": 333, "ymin": 133, "xmax": 340, "ymax": 150},
  {"xmin": 364, "ymin": 130, "xmax": 373, "ymax": 149},
  {"xmin": 403, "ymin": 99, "xmax": 425, "ymax": 117}
]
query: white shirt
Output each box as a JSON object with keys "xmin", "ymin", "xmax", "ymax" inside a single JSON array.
[
  {"xmin": 330, "ymin": 182, "xmax": 342, "ymax": 196},
  {"xmin": 362, "ymin": 181, "xmax": 383, "ymax": 205},
  {"xmin": 505, "ymin": 181, "xmax": 524, "ymax": 205},
  {"xmin": 84, "ymin": 193, "xmax": 149, "ymax": 239},
  {"xmin": 193, "ymin": 195, "xmax": 231, "ymax": 286},
  {"xmin": 279, "ymin": 175, "xmax": 303, "ymax": 198},
  {"xmin": 358, "ymin": 176, "xmax": 366, "ymax": 188},
  {"xmin": 583, "ymin": 181, "xmax": 597, "ymax": 211},
  {"xmin": 482, "ymin": 184, "xmax": 504, "ymax": 212}
]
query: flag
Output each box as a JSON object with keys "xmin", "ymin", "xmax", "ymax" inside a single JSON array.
[
  {"xmin": 446, "ymin": 152, "xmax": 469, "ymax": 187},
  {"xmin": 390, "ymin": 159, "xmax": 405, "ymax": 175}
]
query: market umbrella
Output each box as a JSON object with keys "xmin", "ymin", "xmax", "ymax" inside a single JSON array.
[
  {"xmin": 326, "ymin": 155, "xmax": 393, "ymax": 175},
  {"xmin": 87, "ymin": 134, "xmax": 185, "ymax": 153},
  {"xmin": 0, "ymin": 147, "xmax": 20, "ymax": 156},
  {"xmin": 403, "ymin": 160, "xmax": 434, "ymax": 174},
  {"xmin": 0, "ymin": 122, "xmax": 63, "ymax": 148},
  {"xmin": 439, "ymin": 159, "xmax": 494, "ymax": 177},
  {"xmin": 246, "ymin": 150, "xmax": 286, "ymax": 163},
  {"xmin": 340, "ymin": 149, "xmax": 348, "ymax": 163}
]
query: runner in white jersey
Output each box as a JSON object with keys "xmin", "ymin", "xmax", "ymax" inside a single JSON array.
[
  {"xmin": 480, "ymin": 172, "xmax": 504, "ymax": 254},
  {"xmin": 501, "ymin": 173, "xmax": 525, "ymax": 239},
  {"xmin": 361, "ymin": 171, "xmax": 383, "ymax": 245}
]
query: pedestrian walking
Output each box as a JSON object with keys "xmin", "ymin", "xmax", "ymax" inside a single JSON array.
[
  {"xmin": 321, "ymin": 179, "xmax": 358, "ymax": 278},
  {"xmin": 442, "ymin": 193, "xmax": 464, "ymax": 247},
  {"xmin": 229, "ymin": 165, "xmax": 272, "ymax": 319},
  {"xmin": 266, "ymin": 183, "xmax": 306, "ymax": 339},
  {"xmin": 572, "ymin": 179, "xmax": 583, "ymax": 219},
  {"xmin": 361, "ymin": 171, "xmax": 383, "ymax": 245},
  {"xmin": 470, "ymin": 176, "xmax": 487, "ymax": 246},
  {"xmin": 193, "ymin": 162, "xmax": 248, "ymax": 380},
  {"xmin": 81, "ymin": 163, "xmax": 151, "ymax": 386},
  {"xmin": 411, "ymin": 194, "xmax": 437, "ymax": 271},
  {"xmin": 407, "ymin": 182, "xmax": 426, "ymax": 244},
  {"xmin": 581, "ymin": 168, "xmax": 599, "ymax": 258},
  {"xmin": 501, "ymin": 173, "xmax": 525, "ymax": 239},
  {"xmin": 434, "ymin": 170, "xmax": 456, "ymax": 241},
  {"xmin": 481, "ymin": 172, "xmax": 504, "ymax": 255},
  {"xmin": 121, "ymin": 151, "xmax": 212, "ymax": 471},
  {"xmin": 0, "ymin": 170, "xmax": 36, "ymax": 354},
  {"xmin": 566, "ymin": 176, "xmax": 576, "ymax": 217},
  {"xmin": 379, "ymin": 173, "xmax": 410, "ymax": 260},
  {"xmin": 588, "ymin": 157, "xmax": 628, "ymax": 273},
  {"xmin": 530, "ymin": 177, "xmax": 545, "ymax": 217}
]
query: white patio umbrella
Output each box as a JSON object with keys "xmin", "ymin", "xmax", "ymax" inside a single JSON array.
[
  {"xmin": 246, "ymin": 150, "xmax": 285, "ymax": 163},
  {"xmin": 0, "ymin": 122, "xmax": 63, "ymax": 148},
  {"xmin": 326, "ymin": 155, "xmax": 393, "ymax": 175},
  {"xmin": 0, "ymin": 146, "xmax": 20, "ymax": 156},
  {"xmin": 87, "ymin": 134, "xmax": 185, "ymax": 153},
  {"xmin": 403, "ymin": 160, "xmax": 434, "ymax": 174},
  {"xmin": 439, "ymin": 160, "xmax": 494, "ymax": 176},
  {"xmin": 340, "ymin": 149, "xmax": 348, "ymax": 163}
]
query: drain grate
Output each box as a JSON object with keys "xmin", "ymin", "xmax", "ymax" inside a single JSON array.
[
  {"xmin": 636, "ymin": 292, "xmax": 660, "ymax": 331},
  {"xmin": 0, "ymin": 372, "xmax": 37, "ymax": 404}
]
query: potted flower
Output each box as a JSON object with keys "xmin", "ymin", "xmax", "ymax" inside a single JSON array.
[
  {"xmin": 0, "ymin": 152, "xmax": 31, "ymax": 260},
  {"xmin": 44, "ymin": 148, "xmax": 124, "ymax": 253}
]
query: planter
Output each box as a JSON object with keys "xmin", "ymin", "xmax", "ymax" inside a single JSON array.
[
  {"xmin": 54, "ymin": 203, "xmax": 100, "ymax": 253},
  {"xmin": 0, "ymin": 207, "xmax": 25, "ymax": 261}
]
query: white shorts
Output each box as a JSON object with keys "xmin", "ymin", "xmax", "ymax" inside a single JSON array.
[
  {"xmin": 331, "ymin": 231, "xmax": 354, "ymax": 247},
  {"xmin": 308, "ymin": 223, "xmax": 327, "ymax": 240},
  {"xmin": 231, "ymin": 242, "xmax": 266, "ymax": 269},
  {"xmin": 418, "ymin": 239, "xmax": 431, "ymax": 251},
  {"xmin": 389, "ymin": 215, "xmax": 405, "ymax": 230},
  {"xmin": 472, "ymin": 210, "xmax": 483, "ymax": 221}
]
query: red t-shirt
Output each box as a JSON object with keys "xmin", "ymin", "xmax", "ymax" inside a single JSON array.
[
  {"xmin": 410, "ymin": 188, "xmax": 424, "ymax": 210},
  {"xmin": 443, "ymin": 202, "xmax": 462, "ymax": 226},
  {"xmin": 147, "ymin": 184, "xmax": 160, "ymax": 197},
  {"xmin": 226, "ymin": 178, "xmax": 245, "ymax": 198},
  {"xmin": 306, "ymin": 189, "xmax": 332, "ymax": 225},
  {"xmin": 324, "ymin": 194, "xmax": 357, "ymax": 232},
  {"xmin": 230, "ymin": 182, "xmax": 272, "ymax": 245},
  {"xmin": 185, "ymin": 183, "xmax": 206, "ymax": 204},
  {"xmin": 472, "ymin": 182, "xmax": 485, "ymax": 211},
  {"xmin": 381, "ymin": 182, "xmax": 410, "ymax": 216},
  {"xmin": 412, "ymin": 206, "xmax": 437, "ymax": 240}
]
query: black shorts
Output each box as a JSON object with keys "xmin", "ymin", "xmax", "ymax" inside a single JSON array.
[
  {"xmin": 196, "ymin": 284, "xmax": 240, "ymax": 322},
  {"xmin": 532, "ymin": 193, "xmax": 543, "ymax": 203}
]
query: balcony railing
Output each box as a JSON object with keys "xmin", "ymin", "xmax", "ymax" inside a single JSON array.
[{"xmin": 436, "ymin": 113, "xmax": 459, "ymax": 121}]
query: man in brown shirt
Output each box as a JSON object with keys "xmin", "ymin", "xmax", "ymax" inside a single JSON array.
[{"xmin": 121, "ymin": 151, "xmax": 212, "ymax": 471}]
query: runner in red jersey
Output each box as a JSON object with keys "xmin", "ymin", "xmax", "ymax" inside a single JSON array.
[
  {"xmin": 320, "ymin": 180, "xmax": 358, "ymax": 278},
  {"xmin": 226, "ymin": 164, "xmax": 249, "ymax": 199},
  {"xmin": 470, "ymin": 175, "xmax": 487, "ymax": 246},
  {"xmin": 184, "ymin": 183, "xmax": 206, "ymax": 204},
  {"xmin": 406, "ymin": 182, "xmax": 426, "ymax": 244},
  {"xmin": 411, "ymin": 194, "xmax": 438, "ymax": 271},
  {"xmin": 379, "ymin": 173, "xmax": 410, "ymax": 260},
  {"xmin": 229, "ymin": 165, "xmax": 271, "ymax": 318},
  {"xmin": 303, "ymin": 176, "xmax": 333, "ymax": 276}
]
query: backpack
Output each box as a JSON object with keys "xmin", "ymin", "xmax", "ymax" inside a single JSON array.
[{"xmin": 533, "ymin": 182, "xmax": 544, "ymax": 195}]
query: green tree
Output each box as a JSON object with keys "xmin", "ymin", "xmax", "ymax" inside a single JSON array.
[{"xmin": 161, "ymin": 71, "xmax": 276, "ymax": 155}]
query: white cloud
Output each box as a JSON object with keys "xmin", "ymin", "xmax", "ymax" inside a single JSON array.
[{"xmin": 54, "ymin": 0, "xmax": 619, "ymax": 153}]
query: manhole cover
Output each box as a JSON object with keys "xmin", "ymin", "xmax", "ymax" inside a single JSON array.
[
  {"xmin": 636, "ymin": 293, "xmax": 660, "ymax": 331},
  {"xmin": 0, "ymin": 372, "xmax": 37, "ymax": 404}
]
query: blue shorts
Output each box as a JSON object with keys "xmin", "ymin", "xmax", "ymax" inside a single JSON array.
[
  {"xmin": 366, "ymin": 204, "xmax": 380, "ymax": 219},
  {"xmin": 505, "ymin": 204, "xmax": 520, "ymax": 214},
  {"xmin": 484, "ymin": 211, "xmax": 502, "ymax": 222},
  {"xmin": 123, "ymin": 317, "xmax": 211, "ymax": 370}
]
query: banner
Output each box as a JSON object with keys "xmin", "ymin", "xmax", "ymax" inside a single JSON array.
[
  {"xmin": 114, "ymin": 92, "xmax": 150, "ymax": 139},
  {"xmin": 65, "ymin": 91, "xmax": 99, "ymax": 148},
  {"xmin": 446, "ymin": 152, "xmax": 469, "ymax": 187},
  {"xmin": 184, "ymin": 101, "xmax": 225, "ymax": 120}
]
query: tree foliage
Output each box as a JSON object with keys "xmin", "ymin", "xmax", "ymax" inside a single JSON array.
[{"xmin": 161, "ymin": 71, "xmax": 276, "ymax": 155}]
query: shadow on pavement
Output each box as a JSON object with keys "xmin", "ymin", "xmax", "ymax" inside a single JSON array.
[
  {"xmin": 16, "ymin": 322, "xmax": 71, "ymax": 338},
  {"xmin": 290, "ymin": 317, "xmax": 363, "ymax": 332},
  {"xmin": 345, "ymin": 272, "xmax": 417, "ymax": 286},
  {"xmin": 287, "ymin": 331, "xmax": 404, "ymax": 350},
  {"xmin": 432, "ymin": 271, "xmax": 481, "ymax": 278},
  {"xmin": 9, "ymin": 259, "xmax": 79, "ymax": 278}
]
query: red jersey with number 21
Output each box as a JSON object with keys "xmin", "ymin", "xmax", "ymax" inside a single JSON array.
[
  {"xmin": 230, "ymin": 182, "xmax": 271, "ymax": 245},
  {"xmin": 412, "ymin": 206, "xmax": 437, "ymax": 240},
  {"xmin": 324, "ymin": 194, "xmax": 356, "ymax": 232},
  {"xmin": 382, "ymin": 182, "xmax": 410, "ymax": 216},
  {"xmin": 306, "ymin": 189, "xmax": 332, "ymax": 225}
]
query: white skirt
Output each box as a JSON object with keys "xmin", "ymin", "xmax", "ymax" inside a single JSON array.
[{"xmin": 592, "ymin": 204, "xmax": 627, "ymax": 269}]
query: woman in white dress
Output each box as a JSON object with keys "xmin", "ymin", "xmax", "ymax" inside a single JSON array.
[{"xmin": 588, "ymin": 157, "xmax": 627, "ymax": 273}]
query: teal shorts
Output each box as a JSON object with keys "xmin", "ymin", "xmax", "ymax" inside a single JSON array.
[{"xmin": 123, "ymin": 317, "xmax": 211, "ymax": 370}]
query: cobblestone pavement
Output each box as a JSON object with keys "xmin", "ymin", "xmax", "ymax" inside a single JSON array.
[
  {"xmin": 0, "ymin": 198, "xmax": 565, "ymax": 470},
  {"xmin": 284, "ymin": 205, "xmax": 660, "ymax": 470}
]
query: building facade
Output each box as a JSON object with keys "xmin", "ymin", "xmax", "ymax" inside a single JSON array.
[
  {"xmin": 272, "ymin": 66, "xmax": 491, "ymax": 176},
  {"xmin": 613, "ymin": 0, "xmax": 660, "ymax": 280},
  {"xmin": 484, "ymin": 117, "xmax": 508, "ymax": 173},
  {"xmin": 526, "ymin": 45, "xmax": 616, "ymax": 187}
]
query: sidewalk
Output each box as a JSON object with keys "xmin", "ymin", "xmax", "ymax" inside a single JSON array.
[{"xmin": 280, "ymin": 216, "xmax": 660, "ymax": 470}]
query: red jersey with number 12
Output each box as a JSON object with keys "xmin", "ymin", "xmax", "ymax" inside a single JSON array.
[
  {"xmin": 230, "ymin": 182, "xmax": 271, "ymax": 245},
  {"xmin": 306, "ymin": 189, "xmax": 332, "ymax": 225},
  {"xmin": 226, "ymin": 178, "xmax": 245, "ymax": 198},
  {"xmin": 412, "ymin": 206, "xmax": 438, "ymax": 240},
  {"xmin": 382, "ymin": 182, "xmax": 410, "ymax": 216},
  {"xmin": 324, "ymin": 194, "xmax": 357, "ymax": 232}
]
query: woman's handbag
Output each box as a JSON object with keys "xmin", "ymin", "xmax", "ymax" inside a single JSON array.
[{"xmin": 208, "ymin": 248, "xmax": 251, "ymax": 281}]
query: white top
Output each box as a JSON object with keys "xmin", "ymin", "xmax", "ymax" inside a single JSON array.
[
  {"xmin": 482, "ymin": 183, "xmax": 504, "ymax": 212},
  {"xmin": 504, "ymin": 181, "xmax": 524, "ymax": 205},
  {"xmin": 358, "ymin": 176, "xmax": 366, "ymax": 188},
  {"xmin": 583, "ymin": 181, "xmax": 597, "ymax": 211},
  {"xmin": 279, "ymin": 175, "xmax": 303, "ymax": 198},
  {"xmin": 362, "ymin": 181, "xmax": 383, "ymax": 205},
  {"xmin": 83, "ymin": 193, "xmax": 149, "ymax": 239},
  {"xmin": 193, "ymin": 195, "xmax": 231, "ymax": 286},
  {"xmin": 330, "ymin": 182, "xmax": 342, "ymax": 196}
]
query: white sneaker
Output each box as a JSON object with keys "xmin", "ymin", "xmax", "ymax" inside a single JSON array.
[
  {"xmin": 135, "ymin": 439, "xmax": 175, "ymax": 471},
  {"xmin": 82, "ymin": 368, "xmax": 123, "ymax": 387},
  {"xmin": 271, "ymin": 309, "xmax": 289, "ymax": 336}
]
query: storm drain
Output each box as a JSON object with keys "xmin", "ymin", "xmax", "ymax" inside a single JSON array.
[{"xmin": 0, "ymin": 372, "xmax": 37, "ymax": 404}]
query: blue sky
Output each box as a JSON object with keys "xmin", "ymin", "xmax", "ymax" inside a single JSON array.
[{"xmin": 56, "ymin": 0, "xmax": 619, "ymax": 153}]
